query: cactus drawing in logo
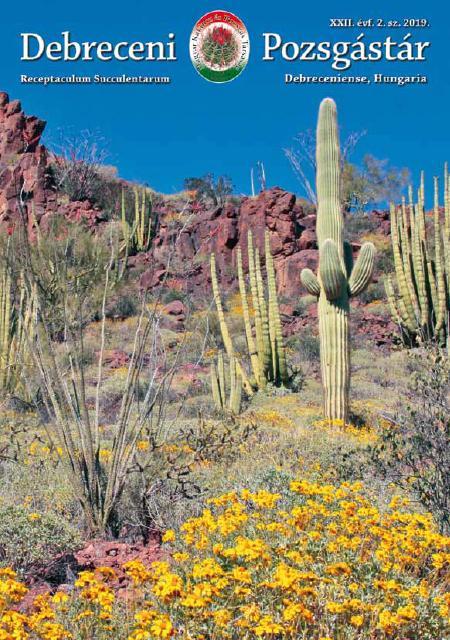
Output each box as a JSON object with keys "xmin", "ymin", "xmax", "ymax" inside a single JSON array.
[
  {"xmin": 202, "ymin": 26, "xmax": 239, "ymax": 68},
  {"xmin": 190, "ymin": 11, "xmax": 250, "ymax": 83}
]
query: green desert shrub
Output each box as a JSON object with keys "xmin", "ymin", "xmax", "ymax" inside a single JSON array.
[
  {"xmin": 368, "ymin": 347, "xmax": 450, "ymax": 533},
  {"xmin": 294, "ymin": 294, "xmax": 316, "ymax": 316},
  {"xmin": 162, "ymin": 288, "xmax": 187, "ymax": 305},
  {"xmin": 0, "ymin": 505, "xmax": 80, "ymax": 576},
  {"xmin": 184, "ymin": 173, "xmax": 233, "ymax": 207},
  {"xmin": 358, "ymin": 280, "xmax": 386, "ymax": 304},
  {"xmin": 296, "ymin": 328, "xmax": 320, "ymax": 364},
  {"xmin": 105, "ymin": 289, "xmax": 139, "ymax": 319},
  {"xmin": 344, "ymin": 211, "xmax": 379, "ymax": 239},
  {"xmin": 118, "ymin": 414, "xmax": 257, "ymax": 539},
  {"xmin": 337, "ymin": 347, "xmax": 449, "ymax": 533},
  {"xmin": 375, "ymin": 245, "xmax": 395, "ymax": 275}
]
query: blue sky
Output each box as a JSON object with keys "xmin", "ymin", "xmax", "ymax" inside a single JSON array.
[{"xmin": 0, "ymin": 0, "xmax": 449, "ymax": 200}]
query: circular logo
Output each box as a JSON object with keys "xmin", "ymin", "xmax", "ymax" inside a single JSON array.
[{"xmin": 190, "ymin": 10, "xmax": 250, "ymax": 83}]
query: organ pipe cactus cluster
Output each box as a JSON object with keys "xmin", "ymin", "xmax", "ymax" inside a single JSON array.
[
  {"xmin": 210, "ymin": 351, "xmax": 242, "ymax": 414},
  {"xmin": 210, "ymin": 229, "xmax": 289, "ymax": 395},
  {"xmin": 385, "ymin": 168, "xmax": 450, "ymax": 346},
  {"xmin": 300, "ymin": 98, "xmax": 376, "ymax": 423},
  {"xmin": 121, "ymin": 187, "xmax": 156, "ymax": 253}
]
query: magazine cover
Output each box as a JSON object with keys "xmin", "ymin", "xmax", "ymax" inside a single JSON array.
[{"xmin": 0, "ymin": 2, "xmax": 449, "ymax": 638}]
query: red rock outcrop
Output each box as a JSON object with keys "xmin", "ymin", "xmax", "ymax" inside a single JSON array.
[
  {"xmin": 140, "ymin": 187, "xmax": 319, "ymax": 299},
  {"xmin": 74, "ymin": 539, "xmax": 161, "ymax": 576},
  {"xmin": 0, "ymin": 92, "xmax": 56, "ymax": 229},
  {"xmin": 0, "ymin": 91, "xmax": 106, "ymax": 234}
]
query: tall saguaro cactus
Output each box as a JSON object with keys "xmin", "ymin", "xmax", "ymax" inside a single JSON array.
[{"xmin": 300, "ymin": 99, "xmax": 375, "ymax": 423}]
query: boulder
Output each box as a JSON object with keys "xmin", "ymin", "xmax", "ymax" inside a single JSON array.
[{"xmin": 164, "ymin": 299, "xmax": 186, "ymax": 317}]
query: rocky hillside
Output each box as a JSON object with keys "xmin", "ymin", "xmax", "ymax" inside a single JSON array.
[{"xmin": 0, "ymin": 91, "xmax": 395, "ymax": 344}]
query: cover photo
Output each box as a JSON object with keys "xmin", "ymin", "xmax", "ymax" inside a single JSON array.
[{"xmin": 0, "ymin": 2, "xmax": 448, "ymax": 639}]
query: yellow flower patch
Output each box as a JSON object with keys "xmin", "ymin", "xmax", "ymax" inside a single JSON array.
[{"xmin": 1, "ymin": 477, "xmax": 449, "ymax": 639}]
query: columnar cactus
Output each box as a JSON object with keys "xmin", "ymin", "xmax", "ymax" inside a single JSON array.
[
  {"xmin": 385, "ymin": 168, "xmax": 449, "ymax": 346},
  {"xmin": 300, "ymin": 99, "xmax": 375, "ymax": 423},
  {"xmin": 121, "ymin": 187, "xmax": 155, "ymax": 254},
  {"xmin": 265, "ymin": 232, "xmax": 288, "ymax": 385},
  {"xmin": 210, "ymin": 229, "xmax": 289, "ymax": 394},
  {"xmin": 210, "ymin": 351, "xmax": 242, "ymax": 414},
  {"xmin": 210, "ymin": 253, "xmax": 254, "ymax": 394}
]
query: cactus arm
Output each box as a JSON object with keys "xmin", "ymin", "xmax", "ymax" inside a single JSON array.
[
  {"xmin": 140, "ymin": 189, "xmax": 146, "ymax": 250},
  {"xmin": 319, "ymin": 239, "xmax": 346, "ymax": 301},
  {"xmin": 411, "ymin": 204, "xmax": 429, "ymax": 327},
  {"xmin": 217, "ymin": 351, "xmax": 226, "ymax": 405},
  {"xmin": 247, "ymin": 231, "xmax": 266, "ymax": 388},
  {"xmin": 0, "ymin": 266, "xmax": 7, "ymax": 389},
  {"xmin": 385, "ymin": 276, "xmax": 402, "ymax": 325},
  {"xmin": 4, "ymin": 270, "xmax": 11, "ymax": 384},
  {"xmin": 265, "ymin": 237, "xmax": 278, "ymax": 382},
  {"xmin": 267, "ymin": 285, "xmax": 278, "ymax": 382},
  {"xmin": 444, "ymin": 166, "xmax": 450, "ymax": 296},
  {"xmin": 420, "ymin": 171, "xmax": 425, "ymax": 207},
  {"xmin": 300, "ymin": 269, "xmax": 320, "ymax": 296},
  {"xmin": 391, "ymin": 203, "xmax": 418, "ymax": 329},
  {"xmin": 120, "ymin": 190, "xmax": 130, "ymax": 255},
  {"xmin": 231, "ymin": 370, "xmax": 242, "ymax": 415},
  {"xmin": 145, "ymin": 196, "xmax": 153, "ymax": 250},
  {"xmin": 348, "ymin": 242, "xmax": 376, "ymax": 297},
  {"xmin": 228, "ymin": 354, "xmax": 236, "ymax": 411},
  {"xmin": 210, "ymin": 254, "xmax": 234, "ymax": 357},
  {"xmin": 385, "ymin": 274, "xmax": 416, "ymax": 334},
  {"xmin": 134, "ymin": 187, "xmax": 140, "ymax": 248},
  {"xmin": 211, "ymin": 354, "xmax": 242, "ymax": 415},
  {"xmin": 445, "ymin": 163, "xmax": 450, "ymax": 242},
  {"xmin": 265, "ymin": 231, "xmax": 288, "ymax": 385},
  {"xmin": 433, "ymin": 177, "xmax": 447, "ymax": 333},
  {"xmin": 210, "ymin": 362, "xmax": 223, "ymax": 410},
  {"xmin": 399, "ymin": 198, "xmax": 419, "ymax": 314},
  {"xmin": 229, "ymin": 355, "xmax": 242, "ymax": 415},
  {"xmin": 416, "ymin": 177, "xmax": 439, "ymax": 318},
  {"xmin": 237, "ymin": 246, "xmax": 260, "ymax": 386},
  {"xmin": 255, "ymin": 247, "xmax": 272, "ymax": 381},
  {"xmin": 408, "ymin": 186, "xmax": 415, "ymax": 228},
  {"xmin": 210, "ymin": 254, "xmax": 253, "ymax": 395},
  {"xmin": 425, "ymin": 246, "xmax": 438, "ymax": 319}
]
